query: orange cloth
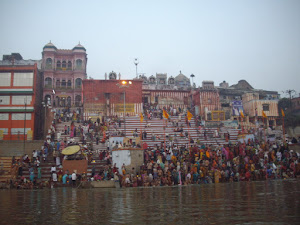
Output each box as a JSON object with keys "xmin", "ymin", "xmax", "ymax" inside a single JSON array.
[{"xmin": 206, "ymin": 151, "xmax": 210, "ymax": 158}]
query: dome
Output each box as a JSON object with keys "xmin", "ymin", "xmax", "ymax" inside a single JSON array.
[
  {"xmin": 175, "ymin": 73, "xmax": 189, "ymax": 81},
  {"xmin": 43, "ymin": 41, "xmax": 57, "ymax": 51},
  {"xmin": 72, "ymin": 43, "xmax": 86, "ymax": 52}
]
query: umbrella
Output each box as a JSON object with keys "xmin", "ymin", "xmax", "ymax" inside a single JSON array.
[{"xmin": 61, "ymin": 145, "xmax": 81, "ymax": 155}]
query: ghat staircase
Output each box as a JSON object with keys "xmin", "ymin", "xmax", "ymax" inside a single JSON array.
[
  {"xmin": 110, "ymin": 116, "xmax": 241, "ymax": 148},
  {"xmin": 1, "ymin": 116, "xmax": 241, "ymax": 183}
]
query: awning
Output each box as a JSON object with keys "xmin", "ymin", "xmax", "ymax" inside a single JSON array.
[{"xmin": 62, "ymin": 145, "xmax": 81, "ymax": 155}]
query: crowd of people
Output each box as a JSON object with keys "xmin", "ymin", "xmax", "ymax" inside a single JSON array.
[
  {"xmin": 89, "ymin": 139, "xmax": 299, "ymax": 188},
  {"xmin": 1, "ymin": 105, "xmax": 300, "ymax": 189}
]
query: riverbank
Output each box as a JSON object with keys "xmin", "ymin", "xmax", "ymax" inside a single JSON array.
[{"xmin": 1, "ymin": 176, "xmax": 299, "ymax": 190}]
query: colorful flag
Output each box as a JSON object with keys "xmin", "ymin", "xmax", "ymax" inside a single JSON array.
[
  {"xmin": 163, "ymin": 109, "xmax": 169, "ymax": 119},
  {"xmin": 240, "ymin": 110, "xmax": 245, "ymax": 118},
  {"xmin": 140, "ymin": 113, "xmax": 144, "ymax": 122},
  {"xmin": 262, "ymin": 110, "xmax": 267, "ymax": 118},
  {"xmin": 187, "ymin": 110, "xmax": 193, "ymax": 121},
  {"xmin": 281, "ymin": 108, "xmax": 285, "ymax": 117}
]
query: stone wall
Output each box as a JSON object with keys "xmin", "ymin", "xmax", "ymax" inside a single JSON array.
[
  {"xmin": 112, "ymin": 148, "xmax": 144, "ymax": 174},
  {"xmin": 0, "ymin": 140, "xmax": 44, "ymax": 157}
]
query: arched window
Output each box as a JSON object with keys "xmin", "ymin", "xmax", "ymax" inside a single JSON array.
[
  {"xmin": 67, "ymin": 80, "xmax": 72, "ymax": 88},
  {"xmin": 56, "ymin": 61, "xmax": 61, "ymax": 69},
  {"xmin": 76, "ymin": 59, "xmax": 83, "ymax": 70},
  {"xmin": 67, "ymin": 61, "xmax": 72, "ymax": 70},
  {"xmin": 75, "ymin": 95, "xmax": 81, "ymax": 107},
  {"xmin": 62, "ymin": 61, "xmax": 66, "ymax": 68},
  {"xmin": 45, "ymin": 77, "xmax": 52, "ymax": 88},
  {"xmin": 75, "ymin": 78, "xmax": 82, "ymax": 88},
  {"xmin": 46, "ymin": 58, "xmax": 52, "ymax": 69},
  {"xmin": 56, "ymin": 79, "xmax": 60, "ymax": 87},
  {"xmin": 61, "ymin": 79, "xmax": 66, "ymax": 87}
]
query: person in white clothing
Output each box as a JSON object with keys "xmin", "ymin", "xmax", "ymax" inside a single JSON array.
[{"xmin": 72, "ymin": 172, "xmax": 77, "ymax": 186}]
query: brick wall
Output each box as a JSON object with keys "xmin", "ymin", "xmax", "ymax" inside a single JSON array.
[
  {"xmin": 62, "ymin": 159, "xmax": 88, "ymax": 174},
  {"xmin": 83, "ymin": 79, "xmax": 143, "ymax": 104}
]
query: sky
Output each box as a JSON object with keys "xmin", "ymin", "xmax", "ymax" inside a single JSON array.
[{"xmin": 0, "ymin": 0, "xmax": 299, "ymax": 97}]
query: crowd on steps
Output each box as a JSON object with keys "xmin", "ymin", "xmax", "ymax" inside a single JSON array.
[{"xmin": 1, "ymin": 106, "xmax": 300, "ymax": 189}]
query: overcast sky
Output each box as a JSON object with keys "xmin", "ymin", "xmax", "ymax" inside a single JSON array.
[{"xmin": 0, "ymin": 0, "xmax": 299, "ymax": 97}]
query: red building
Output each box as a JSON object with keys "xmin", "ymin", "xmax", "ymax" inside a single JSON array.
[
  {"xmin": 193, "ymin": 81, "xmax": 222, "ymax": 120},
  {"xmin": 140, "ymin": 72, "xmax": 191, "ymax": 110},
  {"xmin": 82, "ymin": 73, "xmax": 143, "ymax": 119},
  {"xmin": 42, "ymin": 42, "xmax": 87, "ymax": 108},
  {"xmin": 0, "ymin": 56, "xmax": 42, "ymax": 140}
]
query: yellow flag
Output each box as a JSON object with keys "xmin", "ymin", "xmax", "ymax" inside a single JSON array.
[
  {"xmin": 240, "ymin": 110, "xmax": 245, "ymax": 118},
  {"xmin": 163, "ymin": 109, "xmax": 169, "ymax": 119},
  {"xmin": 262, "ymin": 110, "xmax": 267, "ymax": 118},
  {"xmin": 140, "ymin": 113, "xmax": 144, "ymax": 122},
  {"xmin": 281, "ymin": 108, "xmax": 285, "ymax": 117},
  {"xmin": 187, "ymin": 110, "xmax": 193, "ymax": 121}
]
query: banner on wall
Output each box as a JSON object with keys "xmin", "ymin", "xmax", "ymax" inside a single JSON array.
[
  {"xmin": 115, "ymin": 104, "xmax": 135, "ymax": 113},
  {"xmin": 232, "ymin": 101, "xmax": 244, "ymax": 116},
  {"xmin": 84, "ymin": 103, "xmax": 106, "ymax": 112},
  {"xmin": 0, "ymin": 130, "xmax": 3, "ymax": 140},
  {"xmin": 27, "ymin": 130, "xmax": 33, "ymax": 140}
]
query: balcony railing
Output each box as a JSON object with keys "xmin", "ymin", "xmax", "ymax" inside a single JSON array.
[{"xmin": 56, "ymin": 67, "xmax": 73, "ymax": 71}]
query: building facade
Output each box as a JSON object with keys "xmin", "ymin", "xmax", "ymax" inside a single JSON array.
[
  {"xmin": 83, "ymin": 72, "xmax": 143, "ymax": 119},
  {"xmin": 193, "ymin": 81, "xmax": 222, "ymax": 120},
  {"xmin": 242, "ymin": 92, "xmax": 279, "ymax": 127},
  {"xmin": 42, "ymin": 42, "xmax": 87, "ymax": 108},
  {"xmin": 218, "ymin": 80, "xmax": 279, "ymax": 120},
  {"xmin": 140, "ymin": 72, "xmax": 191, "ymax": 110},
  {"xmin": 0, "ymin": 55, "xmax": 42, "ymax": 140}
]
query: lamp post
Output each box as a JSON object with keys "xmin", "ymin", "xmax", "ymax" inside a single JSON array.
[
  {"xmin": 117, "ymin": 80, "xmax": 132, "ymax": 137},
  {"xmin": 52, "ymin": 89, "xmax": 56, "ymax": 107},
  {"xmin": 134, "ymin": 58, "xmax": 139, "ymax": 78},
  {"xmin": 190, "ymin": 74, "xmax": 195, "ymax": 87},
  {"xmin": 42, "ymin": 97, "xmax": 50, "ymax": 139},
  {"xmin": 23, "ymin": 96, "xmax": 27, "ymax": 154}
]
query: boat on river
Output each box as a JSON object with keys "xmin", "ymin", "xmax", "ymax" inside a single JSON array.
[{"xmin": 91, "ymin": 180, "xmax": 116, "ymax": 188}]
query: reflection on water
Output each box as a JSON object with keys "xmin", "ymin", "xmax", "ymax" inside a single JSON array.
[{"xmin": 0, "ymin": 180, "xmax": 299, "ymax": 224}]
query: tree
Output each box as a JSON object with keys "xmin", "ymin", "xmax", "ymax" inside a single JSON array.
[{"xmin": 278, "ymin": 98, "xmax": 291, "ymax": 111}]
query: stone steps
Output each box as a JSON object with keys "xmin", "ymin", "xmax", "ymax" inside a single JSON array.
[
  {"xmin": 107, "ymin": 117, "xmax": 240, "ymax": 147},
  {"xmin": 0, "ymin": 157, "xmax": 13, "ymax": 182}
]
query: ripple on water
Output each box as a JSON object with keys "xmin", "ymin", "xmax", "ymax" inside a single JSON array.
[{"xmin": 0, "ymin": 180, "xmax": 299, "ymax": 224}]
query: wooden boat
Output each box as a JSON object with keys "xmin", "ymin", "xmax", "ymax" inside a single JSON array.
[{"xmin": 91, "ymin": 180, "xmax": 116, "ymax": 188}]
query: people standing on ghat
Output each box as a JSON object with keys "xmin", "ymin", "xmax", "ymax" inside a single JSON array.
[{"xmin": 2, "ymin": 105, "xmax": 300, "ymax": 190}]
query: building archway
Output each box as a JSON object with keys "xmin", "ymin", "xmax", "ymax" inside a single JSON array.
[
  {"xmin": 44, "ymin": 95, "xmax": 51, "ymax": 105},
  {"xmin": 67, "ymin": 96, "xmax": 71, "ymax": 107},
  {"xmin": 75, "ymin": 78, "xmax": 82, "ymax": 88},
  {"xmin": 76, "ymin": 59, "xmax": 82, "ymax": 70},
  {"xmin": 45, "ymin": 77, "xmax": 52, "ymax": 88},
  {"xmin": 75, "ymin": 95, "xmax": 81, "ymax": 107},
  {"xmin": 46, "ymin": 58, "xmax": 52, "ymax": 69}
]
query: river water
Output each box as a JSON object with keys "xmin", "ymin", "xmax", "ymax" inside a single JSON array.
[{"xmin": 0, "ymin": 179, "xmax": 299, "ymax": 225}]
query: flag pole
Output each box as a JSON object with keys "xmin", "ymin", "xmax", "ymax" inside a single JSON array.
[
  {"xmin": 188, "ymin": 117, "xmax": 190, "ymax": 154},
  {"xmin": 164, "ymin": 118, "xmax": 166, "ymax": 152},
  {"xmin": 282, "ymin": 116, "xmax": 286, "ymax": 143},
  {"xmin": 140, "ymin": 116, "xmax": 142, "ymax": 146},
  {"xmin": 263, "ymin": 116, "xmax": 267, "ymax": 143}
]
